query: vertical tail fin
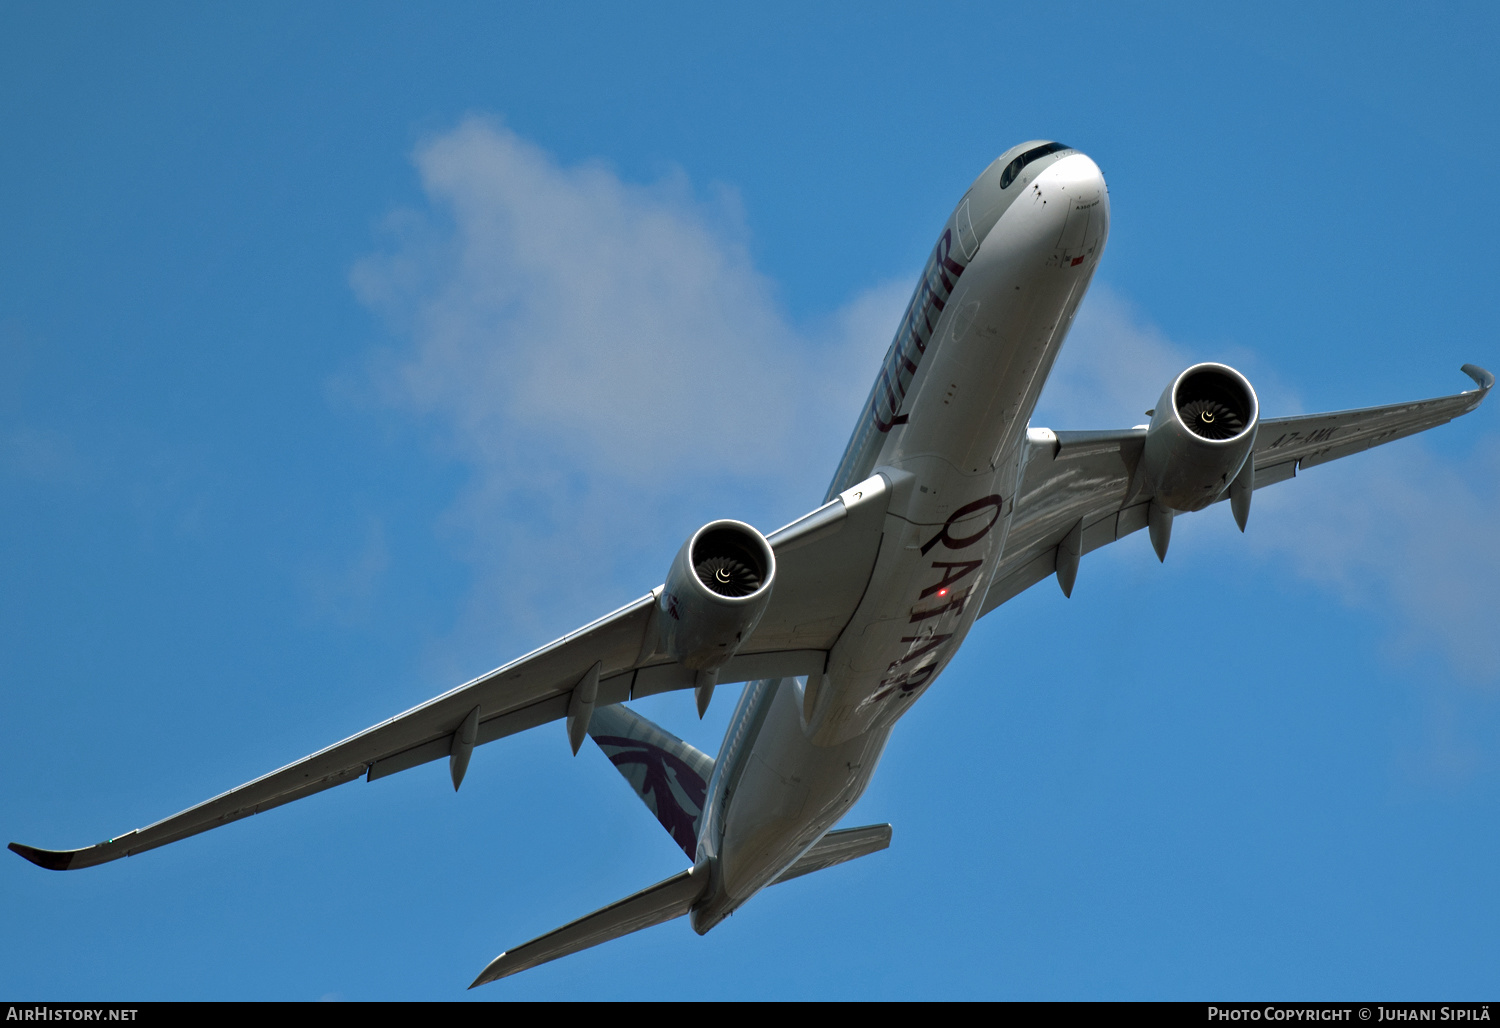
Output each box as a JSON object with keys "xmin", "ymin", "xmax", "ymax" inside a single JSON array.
[{"xmin": 588, "ymin": 704, "xmax": 714, "ymax": 859}]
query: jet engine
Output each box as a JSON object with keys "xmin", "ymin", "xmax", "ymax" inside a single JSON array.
[
  {"xmin": 1140, "ymin": 362, "xmax": 1259, "ymax": 513},
  {"xmin": 658, "ymin": 519, "xmax": 776, "ymax": 672}
]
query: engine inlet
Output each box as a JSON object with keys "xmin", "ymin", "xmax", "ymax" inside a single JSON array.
[
  {"xmin": 692, "ymin": 527, "xmax": 767, "ymax": 597},
  {"xmin": 1176, "ymin": 368, "xmax": 1253, "ymax": 441}
]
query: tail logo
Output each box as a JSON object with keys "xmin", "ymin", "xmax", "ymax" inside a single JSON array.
[{"xmin": 593, "ymin": 735, "xmax": 709, "ymax": 858}]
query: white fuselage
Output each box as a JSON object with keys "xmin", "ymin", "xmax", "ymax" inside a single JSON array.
[{"xmin": 693, "ymin": 147, "xmax": 1110, "ymax": 931}]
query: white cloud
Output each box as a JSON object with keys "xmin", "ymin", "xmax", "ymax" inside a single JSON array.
[
  {"xmin": 352, "ymin": 120, "xmax": 1497, "ymax": 692},
  {"xmin": 351, "ymin": 117, "xmax": 906, "ymax": 661},
  {"xmin": 1031, "ymin": 284, "xmax": 1194, "ymax": 430},
  {"xmin": 1032, "ymin": 282, "xmax": 1304, "ymax": 430},
  {"xmin": 1250, "ymin": 436, "xmax": 1500, "ymax": 684}
]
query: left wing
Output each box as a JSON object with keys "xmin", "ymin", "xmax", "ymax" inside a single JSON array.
[
  {"xmin": 980, "ymin": 364, "xmax": 1493, "ymax": 616},
  {"xmin": 10, "ymin": 473, "xmax": 895, "ymax": 871}
]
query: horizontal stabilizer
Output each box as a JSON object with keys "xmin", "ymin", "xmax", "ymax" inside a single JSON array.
[
  {"xmin": 469, "ymin": 863, "xmax": 709, "ymax": 987},
  {"xmin": 470, "ymin": 823, "xmax": 894, "ymax": 984},
  {"xmin": 771, "ymin": 823, "xmax": 893, "ymax": 885}
]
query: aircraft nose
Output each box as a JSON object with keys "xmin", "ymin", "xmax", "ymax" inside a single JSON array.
[
  {"xmin": 1048, "ymin": 151, "xmax": 1107, "ymax": 192},
  {"xmin": 1033, "ymin": 152, "xmax": 1110, "ymax": 269}
]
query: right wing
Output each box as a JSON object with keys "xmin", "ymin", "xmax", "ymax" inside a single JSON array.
[
  {"xmin": 9, "ymin": 473, "xmax": 895, "ymax": 871},
  {"xmin": 979, "ymin": 364, "xmax": 1493, "ymax": 615}
]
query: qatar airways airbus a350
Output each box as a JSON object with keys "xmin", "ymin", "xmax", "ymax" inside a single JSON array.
[{"xmin": 12, "ymin": 141, "xmax": 1491, "ymax": 986}]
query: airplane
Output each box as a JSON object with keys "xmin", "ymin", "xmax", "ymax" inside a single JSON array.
[{"xmin": 10, "ymin": 140, "xmax": 1492, "ymax": 988}]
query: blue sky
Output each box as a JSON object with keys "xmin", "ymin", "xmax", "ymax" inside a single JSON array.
[{"xmin": 3, "ymin": 2, "xmax": 1498, "ymax": 1000}]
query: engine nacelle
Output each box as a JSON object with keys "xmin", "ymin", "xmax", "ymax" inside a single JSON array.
[
  {"xmin": 658, "ymin": 519, "xmax": 776, "ymax": 671},
  {"xmin": 1141, "ymin": 362, "xmax": 1259, "ymax": 512}
]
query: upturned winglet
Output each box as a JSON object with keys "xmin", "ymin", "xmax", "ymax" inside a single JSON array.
[
  {"xmin": 1461, "ymin": 363, "xmax": 1495, "ymax": 395},
  {"xmin": 8, "ymin": 841, "xmax": 77, "ymax": 871}
]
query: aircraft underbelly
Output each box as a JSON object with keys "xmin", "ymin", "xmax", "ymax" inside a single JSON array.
[
  {"xmin": 707, "ymin": 680, "xmax": 889, "ymax": 909},
  {"xmin": 811, "ymin": 160, "xmax": 1107, "ymax": 746},
  {"xmin": 699, "ymin": 153, "xmax": 1110, "ymax": 928}
]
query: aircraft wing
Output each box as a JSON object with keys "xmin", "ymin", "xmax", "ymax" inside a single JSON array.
[
  {"xmin": 9, "ymin": 473, "xmax": 895, "ymax": 871},
  {"xmin": 979, "ymin": 364, "xmax": 1494, "ymax": 616}
]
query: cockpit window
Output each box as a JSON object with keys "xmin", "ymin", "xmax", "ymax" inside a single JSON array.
[{"xmin": 999, "ymin": 141, "xmax": 1074, "ymax": 189}]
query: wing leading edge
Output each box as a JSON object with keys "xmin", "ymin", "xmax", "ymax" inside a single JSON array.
[
  {"xmin": 10, "ymin": 472, "xmax": 896, "ymax": 872},
  {"xmin": 981, "ymin": 364, "xmax": 1493, "ymax": 615}
]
